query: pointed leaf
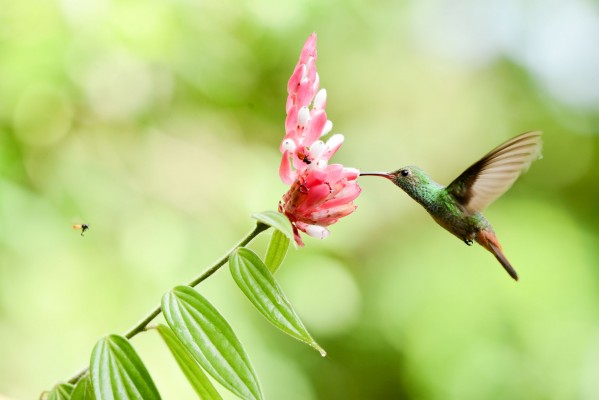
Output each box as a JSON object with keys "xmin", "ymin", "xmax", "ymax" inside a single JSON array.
[
  {"xmin": 155, "ymin": 324, "xmax": 223, "ymax": 400},
  {"xmin": 264, "ymin": 229, "xmax": 290, "ymax": 274},
  {"xmin": 71, "ymin": 375, "xmax": 95, "ymax": 400},
  {"xmin": 229, "ymin": 247, "xmax": 326, "ymax": 356},
  {"xmin": 251, "ymin": 211, "xmax": 294, "ymax": 243},
  {"xmin": 45, "ymin": 383, "xmax": 74, "ymax": 400},
  {"xmin": 162, "ymin": 286, "xmax": 263, "ymax": 400},
  {"xmin": 90, "ymin": 334, "xmax": 161, "ymax": 400}
]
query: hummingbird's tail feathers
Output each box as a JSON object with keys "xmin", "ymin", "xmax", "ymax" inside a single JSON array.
[{"xmin": 476, "ymin": 230, "xmax": 519, "ymax": 281}]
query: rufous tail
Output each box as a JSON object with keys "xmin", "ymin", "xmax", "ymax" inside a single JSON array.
[{"xmin": 476, "ymin": 230, "xmax": 519, "ymax": 281}]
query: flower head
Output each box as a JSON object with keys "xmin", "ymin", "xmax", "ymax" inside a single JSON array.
[
  {"xmin": 279, "ymin": 165, "xmax": 361, "ymax": 246},
  {"xmin": 278, "ymin": 33, "xmax": 361, "ymax": 246}
]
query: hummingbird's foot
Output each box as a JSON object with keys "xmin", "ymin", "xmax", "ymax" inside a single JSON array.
[{"xmin": 464, "ymin": 239, "xmax": 473, "ymax": 246}]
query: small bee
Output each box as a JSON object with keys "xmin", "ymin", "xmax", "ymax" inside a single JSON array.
[
  {"xmin": 73, "ymin": 224, "xmax": 89, "ymax": 236},
  {"xmin": 297, "ymin": 150, "xmax": 312, "ymax": 165}
]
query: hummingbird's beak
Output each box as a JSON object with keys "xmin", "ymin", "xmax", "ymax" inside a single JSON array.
[{"xmin": 359, "ymin": 171, "xmax": 394, "ymax": 180}]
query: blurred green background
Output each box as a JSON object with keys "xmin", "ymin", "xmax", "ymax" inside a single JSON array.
[{"xmin": 1, "ymin": 0, "xmax": 598, "ymax": 398}]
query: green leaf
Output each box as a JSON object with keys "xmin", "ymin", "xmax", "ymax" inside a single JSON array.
[
  {"xmin": 251, "ymin": 211, "xmax": 294, "ymax": 243},
  {"xmin": 264, "ymin": 229, "xmax": 290, "ymax": 274},
  {"xmin": 162, "ymin": 286, "xmax": 263, "ymax": 400},
  {"xmin": 155, "ymin": 324, "xmax": 223, "ymax": 400},
  {"xmin": 71, "ymin": 375, "xmax": 95, "ymax": 400},
  {"xmin": 90, "ymin": 334, "xmax": 161, "ymax": 400},
  {"xmin": 229, "ymin": 247, "xmax": 326, "ymax": 356},
  {"xmin": 45, "ymin": 383, "xmax": 74, "ymax": 400}
]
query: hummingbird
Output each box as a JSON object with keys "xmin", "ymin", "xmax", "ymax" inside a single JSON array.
[{"xmin": 360, "ymin": 131, "xmax": 542, "ymax": 281}]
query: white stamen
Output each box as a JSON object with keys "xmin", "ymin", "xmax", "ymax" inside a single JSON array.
[
  {"xmin": 300, "ymin": 65, "xmax": 308, "ymax": 83},
  {"xmin": 305, "ymin": 225, "xmax": 330, "ymax": 239},
  {"xmin": 325, "ymin": 134, "xmax": 344, "ymax": 150},
  {"xmin": 343, "ymin": 167, "xmax": 360, "ymax": 176},
  {"xmin": 314, "ymin": 89, "xmax": 327, "ymax": 109},
  {"xmin": 297, "ymin": 107, "xmax": 310, "ymax": 128},
  {"xmin": 282, "ymin": 139, "xmax": 296, "ymax": 152},
  {"xmin": 316, "ymin": 159, "xmax": 328, "ymax": 169},
  {"xmin": 320, "ymin": 120, "xmax": 333, "ymax": 137},
  {"xmin": 309, "ymin": 140, "xmax": 325, "ymax": 158}
]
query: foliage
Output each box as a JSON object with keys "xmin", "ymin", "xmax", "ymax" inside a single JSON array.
[{"xmin": 44, "ymin": 216, "xmax": 315, "ymax": 399}]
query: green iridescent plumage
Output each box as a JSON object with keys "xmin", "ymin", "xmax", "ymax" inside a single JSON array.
[{"xmin": 361, "ymin": 131, "xmax": 543, "ymax": 281}]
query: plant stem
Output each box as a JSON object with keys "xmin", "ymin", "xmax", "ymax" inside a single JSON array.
[{"xmin": 67, "ymin": 222, "xmax": 270, "ymax": 384}]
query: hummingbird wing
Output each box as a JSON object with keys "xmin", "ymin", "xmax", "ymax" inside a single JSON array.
[{"xmin": 447, "ymin": 131, "xmax": 542, "ymax": 214}]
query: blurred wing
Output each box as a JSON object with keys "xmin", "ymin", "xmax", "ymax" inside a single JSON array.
[{"xmin": 447, "ymin": 131, "xmax": 542, "ymax": 213}]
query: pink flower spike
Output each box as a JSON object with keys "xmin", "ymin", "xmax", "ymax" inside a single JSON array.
[
  {"xmin": 277, "ymin": 33, "xmax": 362, "ymax": 245},
  {"xmin": 280, "ymin": 33, "xmax": 324, "ymax": 177}
]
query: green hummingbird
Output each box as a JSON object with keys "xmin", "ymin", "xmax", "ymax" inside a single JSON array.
[{"xmin": 360, "ymin": 131, "xmax": 542, "ymax": 281}]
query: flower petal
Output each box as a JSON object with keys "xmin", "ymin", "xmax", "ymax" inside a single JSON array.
[
  {"xmin": 281, "ymin": 139, "xmax": 297, "ymax": 153},
  {"xmin": 321, "ymin": 120, "xmax": 333, "ymax": 137},
  {"xmin": 313, "ymin": 89, "xmax": 327, "ymax": 110},
  {"xmin": 302, "ymin": 224, "xmax": 330, "ymax": 240},
  {"xmin": 320, "ymin": 134, "xmax": 344, "ymax": 160},
  {"xmin": 287, "ymin": 65, "xmax": 304, "ymax": 95},
  {"xmin": 279, "ymin": 151, "xmax": 296, "ymax": 185},
  {"xmin": 297, "ymin": 106, "xmax": 310, "ymax": 129},
  {"xmin": 284, "ymin": 109, "xmax": 298, "ymax": 139},
  {"xmin": 310, "ymin": 203, "xmax": 357, "ymax": 221},
  {"xmin": 321, "ymin": 185, "xmax": 362, "ymax": 209},
  {"xmin": 298, "ymin": 33, "xmax": 317, "ymax": 64},
  {"xmin": 342, "ymin": 167, "xmax": 360, "ymax": 180},
  {"xmin": 296, "ymin": 80, "xmax": 315, "ymax": 109},
  {"xmin": 308, "ymin": 140, "xmax": 326, "ymax": 160},
  {"xmin": 296, "ymin": 183, "xmax": 331, "ymax": 213},
  {"xmin": 304, "ymin": 111, "xmax": 327, "ymax": 146}
]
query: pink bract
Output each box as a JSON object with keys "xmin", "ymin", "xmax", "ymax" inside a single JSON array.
[
  {"xmin": 279, "ymin": 33, "xmax": 339, "ymax": 185},
  {"xmin": 278, "ymin": 33, "xmax": 361, "ymax": 246},
  {"xmin": 279, "ymin": 165, "xmax": 361, "ymax": 246}
]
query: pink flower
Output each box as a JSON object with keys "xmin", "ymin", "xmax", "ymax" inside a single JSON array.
[
  {"xmin": 279, "ymin": 33, "xmax": 339, "ymax": 185},
  {"xmin": 278, "ymin": 33, "xmax": 361, "ymax": 246},
  {"xmin": 279, "ymin": 165, "xmax": 361, "ymax": 246}
]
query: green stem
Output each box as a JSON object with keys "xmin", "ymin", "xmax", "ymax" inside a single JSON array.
[{"xmin": 67, "ymin": 222, "xmax": 270, "ymax": 384}]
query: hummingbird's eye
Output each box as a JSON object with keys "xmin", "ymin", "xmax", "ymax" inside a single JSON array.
[{"xmin": 400, "ymin": 169, "xmax": 409, "ymax": 177}]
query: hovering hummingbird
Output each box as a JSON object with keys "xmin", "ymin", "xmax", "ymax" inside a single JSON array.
[{"xmin": 361, "ymin": 131, "xmax": 542, "ymax": 281}]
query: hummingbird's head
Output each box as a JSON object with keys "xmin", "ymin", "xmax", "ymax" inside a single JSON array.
[
  {"xmin": 361, "ymin": 166, "xmax": 439, "ymax": 207},
  {"xmin": 388, "ymin": 166, "xmax": 431, "ymax": 191},
  {"xmin": 360, "ymin": 166, "xmax": 431, "ymax": 192}
]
